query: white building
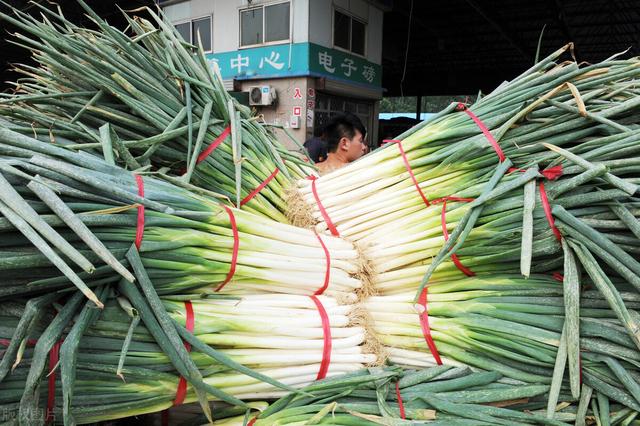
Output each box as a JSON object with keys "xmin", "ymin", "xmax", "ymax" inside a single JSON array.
[{"xmin": 160, "ymin": 0, "xmax": 387, "ymax": 149}]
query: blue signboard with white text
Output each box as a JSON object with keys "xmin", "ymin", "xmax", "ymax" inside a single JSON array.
[{"xmin": 206, "ymin": 42, "xmax": 382, "ymax": 88}]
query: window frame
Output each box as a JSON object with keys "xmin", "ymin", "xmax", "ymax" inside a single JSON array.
[
  {"xmin": 239, "ymin": 0, "xmax": 291, "ymax": 49},
  {"xmin": 173, "ymin": 14, "xmax": 213, "ymax": 53},
  {"xmin": 332, "ymin": 7, "xmax": 367, "ymax": 58},
  {"xmin": 191, "ymin": 14, "xmax": 213, "ymax": 53}
]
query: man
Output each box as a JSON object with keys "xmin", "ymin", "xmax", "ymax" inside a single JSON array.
[
  {"xmin": 316, "ymin": 113, "xmax": 367, "ymax": 175},
  {"xmin": 303, "ymin": 128, "xmax": 327, "ymax": 163}
]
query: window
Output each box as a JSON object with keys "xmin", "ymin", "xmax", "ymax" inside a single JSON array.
[
  {"xmin": 333, "ymin": 10, "xmax": 366, "ymax": 56},
  {"xmin": 265, "ymin": 2, "xmax": 290, "ymax": 42},
  {"xmin": 240, "ymin": 2, "xmax": 290, "ymax": 47},
  {"xmin": 192, "ymin": 17, "xmax": 212, "ymax": 51},
  {"xmin": 241, "ymin": 7, "xmax": 263, "ymax": 45},
  {"xmin": 351, "ymin": 19, "xmax": 366, "ymax": 55},
  {"xmin": 174, "ymin": 16, "xmax": 212, "ymax": 52},
  {"xmin": 175, "ymin": 22, "xmax": 190, "ymax": 44}
]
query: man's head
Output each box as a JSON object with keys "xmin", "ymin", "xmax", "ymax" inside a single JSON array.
[{"xmin": 324, "ymin": 113, "xmax": 367, "ymax": 162}]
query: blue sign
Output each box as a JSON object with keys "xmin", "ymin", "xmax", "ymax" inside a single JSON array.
[
  {"xmin": 206, "ymin": 42, "xmax": 382, "ymax": 87},
  {"xmin": 206, "ymin": 43, "xmax": 310, "ymax": 81}
]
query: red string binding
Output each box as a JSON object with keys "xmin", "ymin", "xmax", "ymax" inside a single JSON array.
[
  {"xmin": 134, "ymin": 174, "xmax": 145, "ymax": 250},
  {"xmin": 214, "ymin": 206, "xmax": 239, "ymax": 292},
  {"xmin": 196, "ymin": 126, "xmax": 231, "ymax": 164},
  {"xmin": 46, "ymin": 340, "xmax": 62, "ymax": 423},
  {"xmin": 538, "ymin": 182, "xmax": 562, "ymax": 242},
  {"xmin": 240, "ymin": 168, "xmax": 280, "ymax": 206},
  {"xmin": 173, "ymin": 301, "xmax": 195, "ymax": 406},
  {"xmin": 579, "ymin": 356, "xmax": 583, "ymax": 385},
  {"xmin": 395, "ymin": 381, "xmax": 406, "ymax": 419},
  {"xmin": 0, "ymin": 338, "xmax": 37, "ymax": 347},
  {"xmin": 307, "ymin": 176, "xmax": 340, "ymax": 237},
  {"xmin": 417, "ymin": 287, "xmax": 443, "ymax": 365},
  {"xmin": 247, "ymin": 418, "xmax": 257, "ymax": 426},
  {"xmin": 313, "ymin": 232, "xmax": 331, "ymax": 296},
  {"xmin": 456, "ymin": 103, "xmax": 506, "ymax": 162},
  {"xmin": 432, "ymin": 197, "xmax": 475, "ymax": 277},
  {"xmin": 384, "ymin": 139, "xmax": 431, "ymax": 208},
  {"xmin": 310, "ymin": 296, "xmax": 332, "ymax": 380}
]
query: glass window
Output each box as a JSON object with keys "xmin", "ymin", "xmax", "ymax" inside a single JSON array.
[
  {"xmin": 351, "ymin": 19, "xmax": 366, "ymax": 55},
  {"xmin": 175, "ymin": 22, "xmax": 190, "ymax": 43},
  {"xmin": 241, "ymin": 7, "xmax": 263, "ymax": 46},
  {"xmin": 192, "ymin": 17, "xmax": 211, "ymax": 51},
  {"xmin": 265, "ymin": 3, "xmax": 290, "ymax": 42},
  {"xmin": 333, "ymin": 10, "xmax": 350, "ymax": 51}
]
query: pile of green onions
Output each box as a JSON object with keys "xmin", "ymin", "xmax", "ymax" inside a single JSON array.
[
  {"xmin": 365, "ymin": 274, "xmax": 640, "ymax": 417},
  {"xmin": 0, "ymin": 288, "xmax": 375, "ymax": 424},
  {"xmin": 213, "ymin": 365, "xmax": 592, "ymax": 425},
  {"xmin": 0, "ymin": 1, "xmax": 311, "ymax": 223}
]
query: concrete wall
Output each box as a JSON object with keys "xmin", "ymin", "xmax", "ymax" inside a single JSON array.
[{"xmin": 236, "ymin": 77, "xmax": 313, "ymax": 150}]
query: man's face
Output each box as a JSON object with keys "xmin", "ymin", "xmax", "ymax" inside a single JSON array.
[{"xmin": 341, "ymin": 130, "xmax": 366, "ymax": 161}]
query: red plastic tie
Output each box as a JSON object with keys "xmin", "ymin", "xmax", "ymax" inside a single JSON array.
[
  {"xmin": 456, "ymin": 103, "xmax": 506, "ymax": 162},
  {"xmin": 46, "ymin": 340, "xmax": 62, "ymax": 423},
  {"xmin": 417, "ymin": 287, "xmax": 443, "ymax": 365},
  {"xmin": 307, "ymin": 176, "xmax": 340, "ymax": 237},
  {"xmin": 310, "ymin": 296, "xmax": 332, "ymax": 380},
  {"xmin": 508, "ymin": 165, "xmax": 563, "ymax": 181},
  {"xmin": 247, "ymin": 418, "xmax": 257, "ymax": 426},
  {"xmin": 215, "ymin": 206, "xmax": 240, "ymax": 292},
  {"xmin": 173, "ymin": 301, "xmax": 195, "ymax": 406},
  {"xmin": 134, "ymin": 174, "xmax": 145, "ymax": 250},
  {"xmin": 384, "ymin": 139, "xmax": 431, "ymax": 207},
  {"xmin": 0, "ymin": 338, "xmax": 37, "ymax": 347},
  {"xmin": 552, "ymin": 272, "xmax": 564, "ymax": 282},
  {"xmin": 541, "ymin": 165, "xmax": 563, "ymax": 181},
  {"xmin": 538, "ymin": 182, "xmax": 562, "ymax": 242},
  {"xmin": 395, "ymin": 381, "xmax": 406, "ymax": 419},
  {"xmin": 240, "ymin": 168, "xmax": 280, "ymax": 206},
  {"xmin": 196, "ymin": 126, "xmax": 231, "ymax": 164},
  {"xmin": 313, "ymin": 232, "xmax": 331, "ymax": 296},
  {"xmin": 432, "ymin": 197, "xmax": 475, "ymax": 277}
]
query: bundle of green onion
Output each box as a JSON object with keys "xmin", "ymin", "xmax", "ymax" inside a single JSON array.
[
  {"xmin": 0, "ymin": 1, "xmax": 311, "ymax": 223},
  {"xmin": 290, "ymin": 46, "xmax": 640, "ymax": 294},
  {"xmin": 213, "ymin": 365, "xmax": 590, "ymax": 425},
  {"xmin": 365, "ymin": 274, "xmax": 640, "ymax": 417},
  {"xmin": 0, "ymin": 126, "xmax": 363, "ymax": 302},
  {"xmin": 293, "ymin": 45, "xmax": 640, "ymax": 230},
  {"xmin": 0, "ymin": 289, "xmax": 376, "ymax": 424}
]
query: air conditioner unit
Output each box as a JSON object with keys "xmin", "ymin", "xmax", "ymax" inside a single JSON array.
[{"xmin": 248, "ymin": 85, "xmax": 277, "ymax": 106}]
